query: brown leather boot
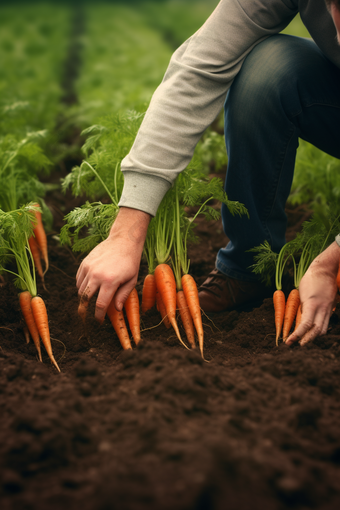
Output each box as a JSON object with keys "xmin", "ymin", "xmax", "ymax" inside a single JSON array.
[{"xmin": 198, "ymin": 268, "xmax": 273, "ymax": 314}]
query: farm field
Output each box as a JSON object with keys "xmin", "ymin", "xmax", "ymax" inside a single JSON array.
[{"xmin": 1, "ymin": 2, "xmax": 340, "ymax": 510}]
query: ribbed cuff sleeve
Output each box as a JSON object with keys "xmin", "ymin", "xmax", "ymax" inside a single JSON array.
[{"xmin": 118, "ymin": 171, "xmax": 172, "ymax": 217}]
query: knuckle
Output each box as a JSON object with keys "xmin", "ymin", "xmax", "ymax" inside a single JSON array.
[
  {"xmin": 96, "ymin": 300, "xmax": 107, "ymax": 312},
  {"xmin": 313, "ymin": 325, "xmax": 322, "ymax": 337}
]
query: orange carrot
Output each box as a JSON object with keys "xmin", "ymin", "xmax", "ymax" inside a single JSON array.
[
  {"xmin": 273, "ymin": 289, "xmax": 285, "ymax": 346},
  {"xmin": 156, "ymin": 290, "xmax": 171, "ymax": 328},
  {"xmin": 32, "ymin": 203, "xmax": 48, "ymax": 275},
  {"xmin": 31, "ymin": 296, "xmax": 60, "ymax": 372},
  {"xmin": 177, "ymin": 290, "xmax": 196, "ymax": 349},
  {"xmin": 141, "ymin": 274, "xmax": 157, "ymax": 313},
  {"xmin": 78, "ymin": 297, "xmax": 89, "ymax": 323},
  {"xmin": 28, "ymin": 236, "xmax": 44, "ymax": 280},
  {"xmin": 182, "ymin": 274, "xmax": 204, "ymax": 356},
  {"xmin": 23, "ymin": 324, "xmax": 30, "ymax": 344},
  {"xmin": 28, "ymin": 236, "xmax": 47, "ymax": 291},
  {"xmin": 124, "ymin": 288, "xmax": 141, "ymax": 345},
  {"xmin": 294, "ymin": 304, "xmax": 302, "ymax": 332},
  {"xmin": 19, "ymin": 291, "xmax": 42, "ymax": 361},
  {"xmin": 107, "ymin": 299, "xmax": 132, "ymax": 350},
  {"xmin": 78, "ymin": 286, "xmax": 91, "ymax": 322},
  {"xmin": 154, "ymin": 263, "xmax": 188, "ymax": 349},
  {"xmin": 282, "ymin": 288, "xmax": 300, "ymax": 341}
]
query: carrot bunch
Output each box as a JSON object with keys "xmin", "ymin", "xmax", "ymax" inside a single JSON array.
[
  {"xmin": 140, "ymin": 175, "xmax": 232, "ymax": 357},
  {"xmin": 0, "ymin": 204, "xmax": 60, "ymax": 371},
  {"xmin": 272, "ymin": 240, "xmax": 315, "ymax": 344},
  {"xmin": 282, "ymin": 240, "xmax": 313, "ymax": 341}
]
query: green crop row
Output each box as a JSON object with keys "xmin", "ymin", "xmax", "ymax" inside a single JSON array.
[{"xmin": 0, "ymin": 3, "xmax": 71, "ymax": 139}]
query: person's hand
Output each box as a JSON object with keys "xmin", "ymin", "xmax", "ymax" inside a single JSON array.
[
  {"xmin": 286, "ymin": 241, "xmax": 340, "ymax": 346},
  {"xmin": 76, "ymin": 207, "xmax": 151, "ymax": 323}
]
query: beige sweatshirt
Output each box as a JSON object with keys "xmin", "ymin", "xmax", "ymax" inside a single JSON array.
[{"xmin": 119, "ymin": 0, "xmax": 340, "ymax": 216}]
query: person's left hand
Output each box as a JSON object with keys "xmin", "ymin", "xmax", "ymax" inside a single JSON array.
[{"xmin": 286, "ymin": 241, "xmax": 340, "ymax": 346}]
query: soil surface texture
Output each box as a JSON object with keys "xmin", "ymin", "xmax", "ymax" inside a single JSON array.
[{"xmin": 1, "ymin": 201, "xmax": 340, "ymax": 510}]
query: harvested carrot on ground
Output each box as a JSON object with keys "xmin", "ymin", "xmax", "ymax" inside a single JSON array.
[
  {"xmin": 107, "ymin": 299, "xmax": 132, "ymax": 350},
  {"xmin": 19, "ymin": 291, "xmax": 42, "ymax": 362},
  {"xmin": 31, "ymin": 295, "xmax": 60, "ymax": 372},
  {"xmin": 124, "ymin": 288, "xmax": 141, "ymax": 345}
]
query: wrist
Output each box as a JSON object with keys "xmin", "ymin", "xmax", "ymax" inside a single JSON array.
[
  {"xmin": 109, "ymin": 207, "xmax": 151, "ymax": 246},
  {"xmin": 310, "ymin": 241, "xmax": 340, "ymax": 278}
]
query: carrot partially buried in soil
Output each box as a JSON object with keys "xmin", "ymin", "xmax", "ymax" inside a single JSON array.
[
  {"xmin": 124, "ymin": 288, "xmax": 141, "ymax": 345},
  {"xmin": 107, "ymin": 299, "xmax": 132, "ymax": 350}
]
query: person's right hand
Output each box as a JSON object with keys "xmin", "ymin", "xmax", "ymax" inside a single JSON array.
[
  {"xmin": 286, "ymin": 241, "xmax": 340, "ymax": 346},
  {"xmin": 76, "ymin": 207, "xmax": 151, "ymax": 324}
]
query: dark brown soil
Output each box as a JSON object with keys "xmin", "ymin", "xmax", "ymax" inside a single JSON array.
[{"xmin": 1, "ymin": 200, "xmax": 340, "ymax": 510}]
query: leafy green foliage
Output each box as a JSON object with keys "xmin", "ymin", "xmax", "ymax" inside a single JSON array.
[
  {"xmin": 289, "ymin": 140, "xmax": 340, "ymax": 221},
  {"xmin": 0, "ymin": 203, "xmax": 38, "ymax": 295},
  {"xmin": 60, "ymin": 202, "xmax": 118, "ymax": 253},
  {"xmin": 193, "ymin": 129, "xmax": 228, "ymax": 174},
  {"xmin": 0, "ymin": 132, "xmax": 52, "ymax": 212},
  {"xmin": 0, "ymin": 3, "xmax": 71, "ymax": 141},
  {"xmin": 140, "ymin": 0, "xmax": 220, "ymax": 48},
  {"xmin": 75, "ymin": 4, "xmax": 172, "ymax": 126},
  {"xmin": 62, "ymin": 112, "xmax": 143, "ymax": 201},
  {"xmin": 250, "ymin": 212, "xmax": 340, "ymax": 288},
  {"xmin": 249, "ymin": 241, "xmax": 278, "ymax": 287}
]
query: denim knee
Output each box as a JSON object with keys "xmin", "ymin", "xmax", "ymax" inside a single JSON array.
[{"xmin": 224, "ymin": 34, "xmax": 327, "ymax": 135}]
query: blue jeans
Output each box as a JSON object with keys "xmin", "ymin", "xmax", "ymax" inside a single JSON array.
[{"xmin": 216, "ymin": 34, "xmax": 340, "ymax": 281}]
